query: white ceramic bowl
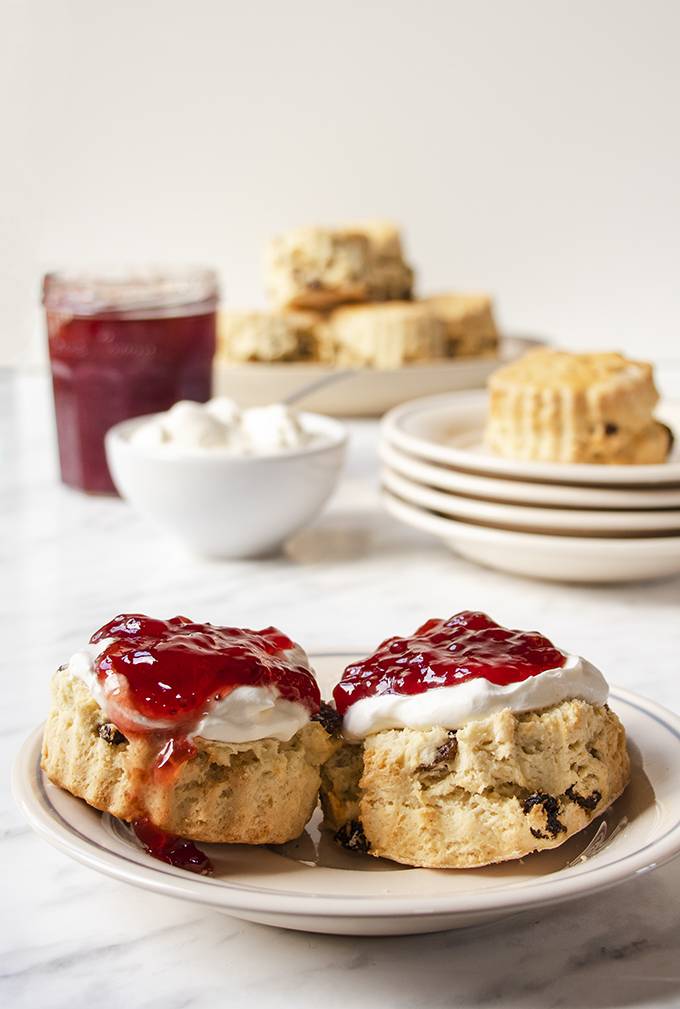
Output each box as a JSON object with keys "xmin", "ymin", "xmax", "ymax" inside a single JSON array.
[{"xmin": 105, "ymin": 413, "xmax": 347, "ymax": 558}]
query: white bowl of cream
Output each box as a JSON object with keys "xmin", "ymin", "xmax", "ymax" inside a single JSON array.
[{"xmin": 105, "ymin": 399, "xmax": 347, "ymax": 558}]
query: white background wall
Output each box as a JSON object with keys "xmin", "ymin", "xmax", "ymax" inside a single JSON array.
[{"xmin": 2, "ymin": 0, "xmax": 680, "ymax": 366}]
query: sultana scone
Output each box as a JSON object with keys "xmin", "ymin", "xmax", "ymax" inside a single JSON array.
[
  {"xmin": 349, "ymin": 220, "xmax": 414, "ymax": 301},
  {"xmin": 264, "ymin": 222, "xmax": 414, "ymax": 311},
  {"xmin": 41, "ymin": 615, "xmax": 338, "ymax": 856},
  {"xmin": 264, "ymin": 227, "xmax": 372, "ymax": 310},
  {"xmin": 485, "ymin": 348, "xmax": 672, "ymax": 464},
  {"xmin": 423, "ymin": 293, "xmax": 498, "ymax": 358},
  {"xmin": 216, "ymin": 309, "xmax": 322, "ymax": 363},
  {"xmin": 324, "ymin": 301, "xmax": 446, "ymax": 368},
  {"xmin": 322, "ymin": 610, "xmax": 630, "ymax": 868}
]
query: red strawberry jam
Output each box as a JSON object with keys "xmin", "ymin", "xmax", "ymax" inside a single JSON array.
[
  {"xmin": 333, "ymin": 611, "xmax": 566, "ymax": 715},
  {"xmin": 132, "ymin": 818, "xmax": 214, "ymax": 876},
  {"xmin": 91, "ymin": 614, "xmax": 320, "ymax": 734}
]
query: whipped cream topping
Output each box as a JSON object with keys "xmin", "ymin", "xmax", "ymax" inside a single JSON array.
[
  {"xmin": 340, "ymin": 652, "xmax": 609, "ymax": 740},
  {"xmin": 66, "ymin": 638, "xmax": 312, "ymax": 743},
  {"xmin": 130, "ymin": 398, "xmax": 317, "ymax": 455}
]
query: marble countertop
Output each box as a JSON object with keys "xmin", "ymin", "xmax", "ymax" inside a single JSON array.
[{"xmin": 3, "ymin": 370, "xmax": 680, "ymax": 1009}]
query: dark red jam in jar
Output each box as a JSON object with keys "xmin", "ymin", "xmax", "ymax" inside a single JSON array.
[
  {"xmin": 43, "ymin": 269, "xmax": 218, "ymax": 493},
  {"xmin": 91, "ymin": 614, "xmax": 320, "ymax": 734},
  {"xmin": 333, "ymin": 611, "xmax": 566, "ymax": 715}
]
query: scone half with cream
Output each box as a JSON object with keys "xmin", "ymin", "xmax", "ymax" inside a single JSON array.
[
  {"xmin": 321, "ymin": 611, "xmax": 629, "ymax": 868},
  {"xmin": 42, "ymin": 615, "xmax": 339, "ymax": 856}
]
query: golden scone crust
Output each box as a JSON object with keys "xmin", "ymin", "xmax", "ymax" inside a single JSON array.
[
  {"xmin": 216, "ymin": 309, "xmax": 322, "ymax": 363},
  {"xmin": 42, "ymin": 668, "xmax": 338, "ymax": 844},
  {"xmin": 264, "ymin": 227, "xmax": 372, "ymax": 310},
  {"xmin": 424, "ymin": 293, "xmax": 498, "ymax": 358},
  {"xmin": 321, "ymin": 698, "xmax": 630, "ymax": 868},
  {"xmin": 325, "ymin": 302, "xmax": 446, "ymax": 368},
  {"xmin": 264, "ymin": 222, "xmax": 414, "ymax": 311},
  {"xmin": 485, "ymin": 348, "xmax": 668, "ymax": 464}
]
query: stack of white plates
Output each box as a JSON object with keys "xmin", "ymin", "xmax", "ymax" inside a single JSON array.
[{"xmin": 380, "ymin": 390, "xmax": 680, "ymax": 583}]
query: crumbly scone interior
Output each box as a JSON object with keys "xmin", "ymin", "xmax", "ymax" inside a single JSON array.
[{"xmin": 321, "ymin": 698, "xmax": 630, "ymax": 868}]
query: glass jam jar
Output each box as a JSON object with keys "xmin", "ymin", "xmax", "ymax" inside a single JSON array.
[{"xmin": 43, "ymin": 269, "xmax": 219, "ymax": 493}]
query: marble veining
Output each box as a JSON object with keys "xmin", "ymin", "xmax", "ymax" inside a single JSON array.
[{"xmin": 3, "ymin": 371, "xmax": 680, "ymax": 1009}]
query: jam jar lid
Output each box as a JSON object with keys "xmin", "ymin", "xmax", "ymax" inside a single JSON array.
[{"xmin": 42, "ymin": 268, "xmax": 219, "ymax": 318}]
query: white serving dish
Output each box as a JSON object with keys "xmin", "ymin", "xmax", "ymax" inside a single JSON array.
[
  {"xmin": 382, "ymin": 391, "xmax": 680, "ymax": 486},
  {"xmin": 13, "ymin": 655, "xmax": 680, "ymax": 936},
  {"xmin": 105, "ymin": 413, "xmax": 347, "ymax": 558},
  {"xmin": 381, "ymin": 467, "xmax": 680, "ymax": 535},
  {"xmin": 380, "ymin": 440, "xmax": 680, "ymax": 510},
  {"xmin": 382, "ymin": 490, "xmax": 680, "ymax": 583},
  {"xmin": 212, "ymin": 336, "xmax": 541, "ymax": 417}
]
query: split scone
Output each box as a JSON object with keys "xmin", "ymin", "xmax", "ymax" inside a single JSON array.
[
  {"xmin": 264, "ymin": 222, "xmax": 414, "ymax": 311},
  {"xmin": 216, "ymin": 309, "xmax": 323, "ymax": 363},
  {"xmin": 321, "ymin": 610, "xmax": 629, "ymax": 868},
  {"xmin": 324, "ymin": 301, "xmax": 446, "ymax": 368},
  {"xmin": 485, "ymin": 348, "xmax": 672, "ymax": 464},
  {"xmin": 424, "ymin": 293, "xmax": 498, "ymax": 358},
  {"xmin": 42, "ymin": 615, "xmax": 338, "ymax": 870}
]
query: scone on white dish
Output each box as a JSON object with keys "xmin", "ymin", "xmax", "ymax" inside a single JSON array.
[
  {"xmin": 264, "ymin": 227, "xmax": 372, "ymax": 310},
  {"xmin": 423, "ymin": 293, "xmax": 498, "ymax": 358},
  {"xmin": 264, "ymin": 222, "xmax": 414, "ymax": 311},
  {"xmin": 42, "ymin": 614, "xmax": 339, "ymax": 847},
  {"xmin": 217, "ymin": 309, "xmax": 322, "ymax": 363},
  {"xmin": 321, "ymin": 610, "xmax": 630, "ymax": 868},
  {"xmin": 324, "ymin": 301, "xmax": 446, "ymax": 368},
  {"xmin": 485, "ymin": 348, "xmax": 671, "ymax": 464}
]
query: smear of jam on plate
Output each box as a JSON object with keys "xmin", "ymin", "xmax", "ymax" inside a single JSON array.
[{"xmin": 132, "ymin": 818, "xmax": 214, "ymax": 876}]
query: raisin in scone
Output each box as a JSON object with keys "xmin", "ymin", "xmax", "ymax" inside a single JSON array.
[
  {"xmin": 423, "ymin": 293, "xmax": 498, "ymax": 358},
  {"xmin": 216, "ymin": 309, "xmax": 322, "ymax": 363},
  {"xmin": 321, "ymin": 611, "xmax": 629, "ymax": 868},
  {"xmin": 324, "ymin": 302, "xmax": 446, "ymax": 368},
  {"xmin": 485, "ymin": 348, "xmax": 672, "ymax": 464},
  {"xmin": 42, "ymin": 615, "xmax": 338, "ymax": 849}
]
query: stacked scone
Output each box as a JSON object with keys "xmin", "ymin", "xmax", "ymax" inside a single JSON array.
[
  {"xmin": 486, "ymin": 348, "xmax": 673, "ymax": 464},
  {"xmin": 216, "ymin": 221, "xmax": 499, "ymax": 369},
  {"xmin": 322, "ymin": 611, "xmax": 630, "ymax": 868},
  {"xmin": 42, "ymin": 614, "xmax": 339, "ymax": 869}
]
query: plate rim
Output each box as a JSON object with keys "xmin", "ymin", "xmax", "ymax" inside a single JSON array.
[
  {"xmin": 381, "ymin": 487, "xmax": 680, "ymax": 554},
  {"xmin": 381, "ymin": 466, "xmax": 680, "ymax": 534},
  {"xmin": 382, "ymin": 391, "xmax": 680, "ymax": 488},
  {"xmin": 12, "ymin": 677, "xmax": 680, "ymax": 922},
  {"xmin": 379, "ymin": 439, "xmax": 680, "ymax": 510}
]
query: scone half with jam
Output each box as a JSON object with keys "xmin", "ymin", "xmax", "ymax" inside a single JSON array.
[
  {"xmin": 321, "ymin": 611, "xmax": 630, "ymax": 868},
  {"xmin": 42, "ymin": 615, "xmax": 339, "ymax": 853},
  {"xmin": 485, "ymin": 348, "xmax": 673, "ymax": 464}
]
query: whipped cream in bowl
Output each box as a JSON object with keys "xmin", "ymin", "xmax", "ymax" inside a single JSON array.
[{"xmin": 105, "ymin": 399, "xmax": 347, "ymax": 558}]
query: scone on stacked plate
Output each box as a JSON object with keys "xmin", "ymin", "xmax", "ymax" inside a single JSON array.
[
  {"xmin": 321, "ymin": 611, "xmax": 629, "ymax": 868},
  {"xmin": 486, "ymin": 348, "xmax": 673, "ymax": 464},
  {"xmin": 41, "ymin": 615, "xmax": 339, "ymax": 870},
  {"xmin": 264, "ymin": 221, "xmax": 414, "ymax": 312}
]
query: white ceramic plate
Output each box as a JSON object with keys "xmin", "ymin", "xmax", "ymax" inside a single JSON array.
[
  {"xmin": 212, "ymin": 336, "xmax": 541, "ymax": 417},
  {"xmin": 382, "ymin": 391, "xmax": 680, "ymax": 486},
  {"xmin": 380, "ymin": 440, "xmax": 680, "ymax": 510},
  {"xmin": 381, "ymin": 467, "xmax": 680, "ymax": 535},
  {"xmin": 382, "ymin": 490, "xmax": 680, "ymax": 582},
  {"xmin": 13, "ymin": 656, "xmax": 680, "ymax": 936}
]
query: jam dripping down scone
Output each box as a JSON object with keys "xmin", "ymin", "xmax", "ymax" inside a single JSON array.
[
  {"xmin": 41, "ymin": 616, "xmax": 338, "ymax": 865},
  {"xmin": 321, "ymin": 611, "xmax": 630, "ymax": 868},
  {"xmin": 485, "ymin": 348, "xmax": 673, "ymax": 464}
]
